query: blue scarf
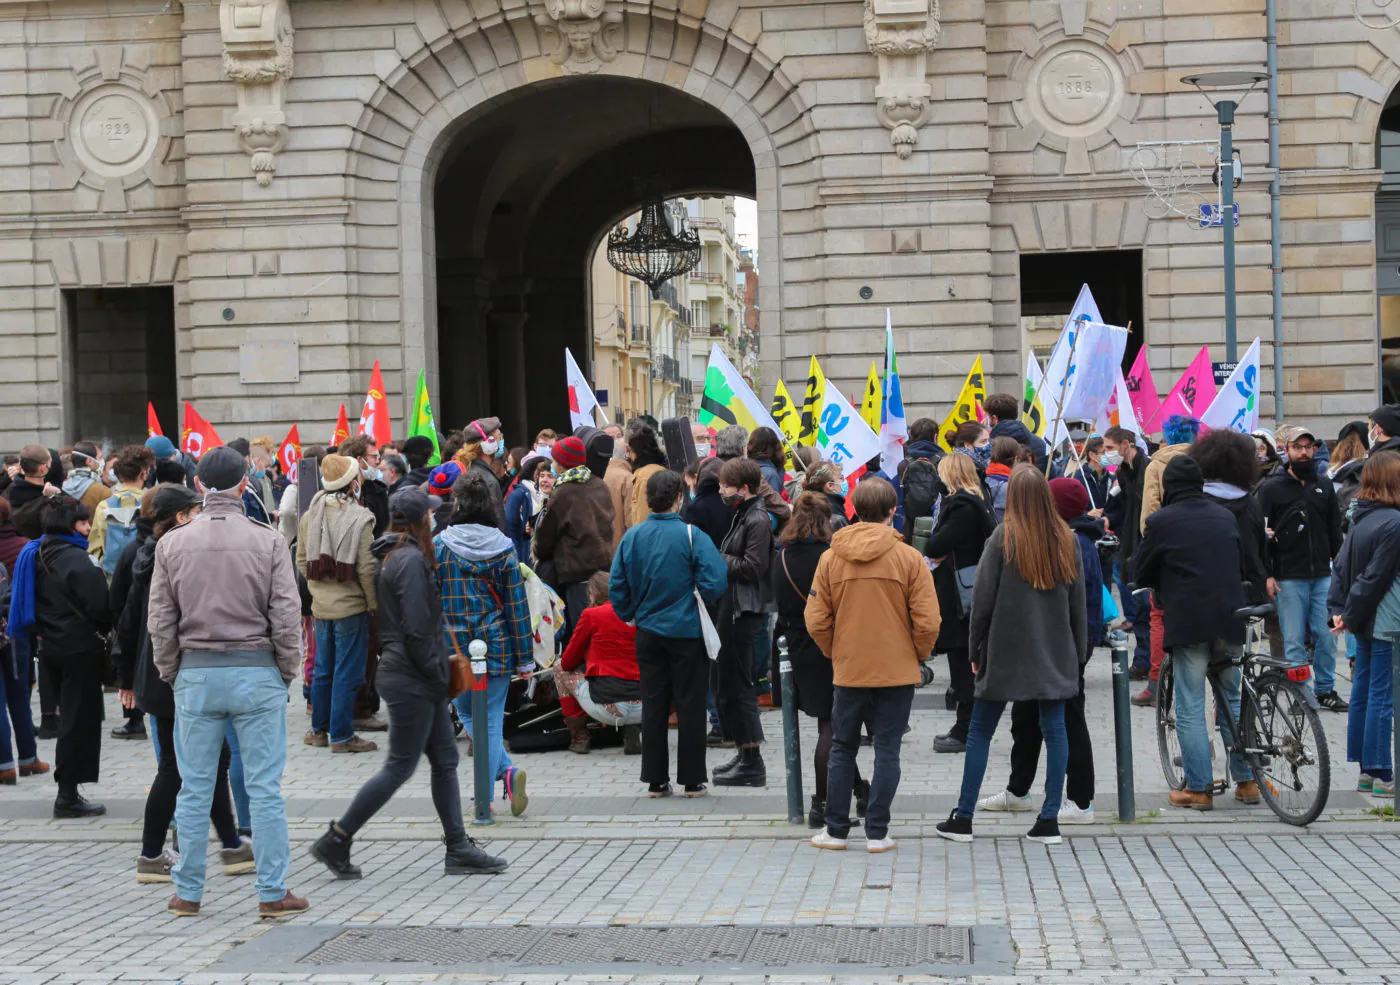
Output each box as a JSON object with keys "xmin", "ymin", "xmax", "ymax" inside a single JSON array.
[{"xmin": 8, "ymin": 532, "xmax": 88, "ymax": 639}]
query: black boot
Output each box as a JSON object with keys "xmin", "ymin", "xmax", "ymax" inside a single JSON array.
[
  {"xmin": 53, "ymin": 783, "xmax": 105, "ymax": 819},
  {"xmin": 714, "ymin": 746, "xmax": 766, "ymax": 787},
  {"xmin": 35, "ymin": 715, "xmax": 59, "ymax": 740},
  {"xmin": 310, "ymin": 822, "xmax": 362, "ymax": 879},
  {"xmin": 445, "ymin": 836, "xmax": 509, "ymax": 875},
  {"xmin": 622, "ymin": 725, "xmax": 642, "ymax": 755},
  {"xmin": 712, "ymin": 751, "xmax": 742, "ymax": 777},
  {"xmin": 807, "ymin": 795, "xmax": 825, "ymax": 829},
  {"xmin": 110, "ymin": 718, "xmax": 147, "ymax": 740}
]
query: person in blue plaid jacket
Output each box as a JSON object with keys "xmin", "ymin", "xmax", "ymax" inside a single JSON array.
[{"xmin": 435, "ymin": 470, "xmax": 534, "ymax": 816}]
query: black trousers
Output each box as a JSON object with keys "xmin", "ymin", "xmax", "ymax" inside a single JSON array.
[
  {"xmin": 142, "ymin": 715, "xmax": 239, "ymax": 857},
  {"xmin": 635, "ymin": 630, "xmax": 709, "ymax": 787},
  {"xmin": 945, "ymin": 645, "xmax": 973, "ymax": 740},
  {"xmin": 1007, "ymin": 658, "xmax": 1094, "ymax": 809},
  {"xmin": 47, "ymin": 650, "xmax": 104, "ymax": 786},
  {"xmin": 712, "ymin": 612, "xmax": 763, "ymax": 748},
  {"xmin": 36, "ymin": 644, "xmax": 57, "ymax": 718}
]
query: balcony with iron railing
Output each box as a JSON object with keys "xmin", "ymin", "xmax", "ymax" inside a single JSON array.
[{"xmin": 649, "ymin": 353, "xmax": 683, "ymax": 384}]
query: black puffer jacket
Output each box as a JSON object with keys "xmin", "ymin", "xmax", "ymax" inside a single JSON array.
[
  {"xmin": 720, "ymin": 493, "xmax": 773, "ymax": 617},
  {"xmin": 1328, "ymin": 499, "xmax": 1400, "ymax": 640},
  {"xmin": 1255, "ymin": 462, "xmax": 1342, "ymax": 580},
  {"xmin": 1105, "ymin": 452, "xmax": 1146, "ymax": 561},
  {"xmin": 683, "ymin": 461, "xmax": 731, "ymax": 551},
  {"xmin": 372, "ymin": 532, "xmax": 450, "ymax": 700},
  {"xmin": 923, "ymin": 490, "xmax": 995, "ymax": 651},
  {"xmin": 123, "ymin": 536, "xmax": 173, "ymax": 719},
  {"xmin": 109, "ymin": 517, "xmax": 155, "ymax": 680}
]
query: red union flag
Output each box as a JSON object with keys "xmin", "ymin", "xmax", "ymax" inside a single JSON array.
[
  {"xmin": 357, "ymin": 359, "xmax": 393, "ymax": 446},
  {"xmin": 277, "ymin": 423, "xmax": 301, "ymax": 483},
  {"xmin": 147, "ymin": 402, "xmax": 164, "ymax": 438},
  {"xmin": 331, "ymin": 403, "xmax": 350, "ymax": 448},
  {"xmin": 180, "ymin": 402, "xmax": 222, "ymax": 460},
  {"xmin": 564, "ymin": 347, "xmax": 598, "ymax": 430}
]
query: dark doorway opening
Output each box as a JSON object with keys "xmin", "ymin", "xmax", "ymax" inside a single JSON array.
[
  {"xmin": 1019, "ymin": 249, "xmax": 1144, "ymax": 368},
  {"xmin": 63, "ymin": 287, "xmax": 176, "ymax": 445}
]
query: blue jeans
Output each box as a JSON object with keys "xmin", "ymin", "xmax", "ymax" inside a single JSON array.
[
  {"xmin": 1172, "ymin": 640, "xmax": 1252, "ymax": 792},
  {"xmin": 957, "ymin": 699, "xmax": 1067, "ymax": 820},
  {"xmin": 171, "ymin": 663, "xmax": 290, "ymax": 903},
  {"xmin": 311, "ymin": 612, "xmax": 370, "ymax": 744},
  {"xmin": 226, "ymin": 721, "xmax": 251, "ymax": 832},
  {"xmin": 1349, "ymin": 637, "xmax": 1394, "ymax": 780},
  {"xmin": 1276, "ymin": 576, "xmax": 1336, "ymax": 693},
  {"xmin": 824, "ymin": 684, "xmax": 913, "ymax": 840},
  {"xmin": 0, "ymin": 647, "xmax": 36, "ymax": 772},
  {"xmin": 453, "ymin": 675, "xmax": 513, "ymax": 803}
]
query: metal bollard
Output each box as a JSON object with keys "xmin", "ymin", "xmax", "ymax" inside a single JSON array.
[
  {"xmin": 469, "ymin": 639, "xmax": 494, "ymax": 826},
  {"xmin": 777, "ymin": 636, "xmax": 804, "ymax": 825},
  {"xmin": 1109, "ymin": 630, "xmax": 1136, "ymax": 822}
]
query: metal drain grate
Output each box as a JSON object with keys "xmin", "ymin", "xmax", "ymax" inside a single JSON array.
[{"xmin": 300, "ymin": 924, "xmax": 973, "ymax": 969}]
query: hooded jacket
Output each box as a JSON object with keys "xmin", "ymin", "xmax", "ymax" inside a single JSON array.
[
  {"xmin": 683, "ymin": 461, "xmax": 730, "ymax": 549},
  {"xmin": 603, "ymin": 458, "xmax": 632, "ymax": 549},
  {"xmin": 924, "ymin": 489, "xmax": 995, "ymax": 651},
  {"xmin": 1203, "ymin": 482, "xmax": 1269, "ymax": 604},
  {"xmin": 433, "ymin": 523, "xmax": 532, "ymax": 678},
  {"xmin": 33, "ymin": 534, "xmax": 111, "ymax": 663},
  {"xmin": 1139, "ymin": 442, "xmax": 1191, "ymax": 534},
  {"xmin": 1328, "ymin": 498, "xmax": 1400, "ymax": 640},
  {"xmin": 532, "ymin": 473, "xmax": 615, "ymax": 586},
  {"xmin": 628, "ymin": 450, "xmax": 669, "ymax": 526},
  {"xmin": 62, "ymin": 468, "xmax": 111, "ymax": 512},
  {"xmin": 372, "ymin": 532, "xmax": 451, "ymax": 700},
  {"xmin": 583, "ymin": 429, "xmax": 614, "ymax": 481},
  {"xmin": 609, "ymin": 511, "xmax": 727, "ymax": 639},
  {"xmin": 805, "ymin": 522, "xmax": 940, "ymax": 687},
  {"xmin": 719, "ymin": 493, "xmax": 773, "ymax": 617},
  {"xmin": 1255, "ymin": 460, "xmax": 1343, "ymax": 581},
  {"xmin": 1133, "ymin": 456, "xmax": 1246, "ymax": 648},
  {"xmin": 990, "ymin": 419, "xmax": 1048, "ymax": 470}
]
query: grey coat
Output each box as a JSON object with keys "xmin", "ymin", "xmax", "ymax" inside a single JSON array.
[{"xmin": 967, "ymin": 526, "xmax": 1086, "ymax": 702}]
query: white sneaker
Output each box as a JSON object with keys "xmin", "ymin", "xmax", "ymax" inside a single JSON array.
[
  {"xmin": 976, "ymin": 789, "xmax": 1033, "ymax": 812},
  {"xmin": 810, "ymin": 830, "xmax": 847, "ymax": 851},
  {"xmin": 866, "ymin": 836, "xmax": 896, "ymax": 853},
  {"xmin": 1057, "ymin": 802, "xmax": 1095, "ymax": 825}
]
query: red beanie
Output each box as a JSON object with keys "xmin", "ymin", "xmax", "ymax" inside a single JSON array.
[
  {"xmin": 552, "ymin": 435, "xmax": 587, "ymax": 470},
  {"xmin": 1048, "ymin": 477, "xmax": 1089, "ymax": 521}
]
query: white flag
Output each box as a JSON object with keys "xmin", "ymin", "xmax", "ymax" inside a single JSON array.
[
  {"xmin": 817, "ymin": 376, "xmax": 881, "ymax": 476},
  {"xmin": 879, "ymin": 310, "xmax": 908, "ymax": 478},
  {"xmin": 1095, "ymin": 369, "xmax": 1150, "ymax": 453},
  {"xmin": 1040, "ymin": 284, "xmax": 1103, "ymax": 447},
  {"xmin": 565, "ymin": 347, "xmax": 601, "ymax": 431},
  {"xmin": 1061, "ymin": 320, "xmax": 1131, "ymax": 424},
  {"xmin": 1200, "ymin": 337, "xmax": 1262, "ymax": 435}
]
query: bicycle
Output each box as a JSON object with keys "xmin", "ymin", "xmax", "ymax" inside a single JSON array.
[{"xmin": 1152, "ymin": 595, "xmax": 1331, "ymax": 826}]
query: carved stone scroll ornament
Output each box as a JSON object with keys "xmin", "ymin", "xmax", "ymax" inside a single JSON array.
[
  {"xmin": 534, "ymin": 0, "xmax": 623, "ymax": 75},
  {"xmin": 864, "ymin": 0, "xmax": 941, "ymax": 159},
  {"xmin": 220, "ymin": 0, "xmax": 293, "ymax": 187}
]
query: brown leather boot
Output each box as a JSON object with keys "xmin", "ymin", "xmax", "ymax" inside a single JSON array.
[
  {"xmin": 1168, "ymin": 789, "xmax": 1213, "ymax": 811},
  {"xmin": 19, "ymin": 759, "xmax": 50, "ymax": 776},
  {"xmin": 1234, "ymin": 781, "xmax": 1261, "ymax": 804},
  {"xmin": 258, "ymin": 890, "xmax": 310, "ymax": 919},
  {"xmin": 566, "ymin": 716, "xmax": 591, "ymax": 755}
]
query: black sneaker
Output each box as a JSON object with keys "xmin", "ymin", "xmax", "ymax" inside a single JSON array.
[
  {"xmin": 35, "ymin": 715, "xmax": 59, "ymax": 740},
  {"xmin": 854, "ymin": 779, "xmax": 870, "ymax": 819},
  {"xmin": 706, "ymin": 727, "xmax": 734, "ymax": 748},
  {"xmin": 683, "ymin": 783, "xmax": 707, "ymax": 798},
  {"xmin": 310, "ymin": 823, "xmax": 362, "ymax": 880},
  {"xmin": 1317, "ymin": 690, "xmax": 1349, "ymax": 712},
  {"xmin": 933, "ymin": 733, "xmax": 967, "ymax": 754},
  {"xmin": 111, "ymin": 719, "xmax": 147, "ymax": 740},
  {"xmin": 647, "ymin": 782, "xmax": 673, "ymax": 798},
  {"xmin": 445, "ymin": 836, "xmax": 508, "ymax": 875},
  {"xmin": 935, "ymin": 811, "xmax": 972, "ymax": 843},
  {"xmin": 1026, "ymin": 816, "xmax": 1062, "ymax": 845}
]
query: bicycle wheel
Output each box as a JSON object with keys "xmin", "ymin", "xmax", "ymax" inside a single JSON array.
[
  {"xmin": 1156, "ymin": 657, "xmax": 1185, "ymax": 790},
  {"xmin": 1244, "ymin": 675, "xmax": 1331, "ymax": 826}
]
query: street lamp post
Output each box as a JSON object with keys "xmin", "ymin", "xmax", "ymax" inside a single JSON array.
[{"xmin": 1182, "ymin": 71, "xmax": 1269, "ymax": 365}]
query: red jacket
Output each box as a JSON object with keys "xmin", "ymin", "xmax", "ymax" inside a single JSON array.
[{"xmin": 559, "ymin": 602, "xmax": 639, "ymax": 680}]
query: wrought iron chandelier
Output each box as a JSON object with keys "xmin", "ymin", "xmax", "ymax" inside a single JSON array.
[{"xmin": 606, "ymin": 198, "xmax": 701, "ymax": 298}]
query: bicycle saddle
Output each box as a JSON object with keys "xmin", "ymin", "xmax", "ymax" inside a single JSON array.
[{"xmin": 1233, "ymin": 602, "xmax": 1276, "ymax": 620}]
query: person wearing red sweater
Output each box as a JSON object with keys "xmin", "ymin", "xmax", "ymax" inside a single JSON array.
[{"xmin": 557, "ymin": 572, "xmax": 642, "ymax": 754}]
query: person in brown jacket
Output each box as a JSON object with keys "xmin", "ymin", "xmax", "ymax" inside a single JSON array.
[
  {"xmin": 805, "ymin": 476, "xmax": 940, "ymax": 854},
  {"xmin": 625, "ymin": 421, "xmax": 669, "ymax": 526},
  {"xmin": 603, "ymin": 444, "xmax": 633, "ymax": 549},
  {"xmin": 533, "ymin": 435, "xmax": 615, "ymax": 635}
]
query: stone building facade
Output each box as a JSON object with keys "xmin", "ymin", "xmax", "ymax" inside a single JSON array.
[{"xmin": 1, "ymin": 0, "xmax": 1395, "ymax": 449}]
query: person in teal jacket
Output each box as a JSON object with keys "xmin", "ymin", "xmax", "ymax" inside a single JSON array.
[{"xmin": 610, "ymin": 468, "xmax": 727, "ymax": 797}]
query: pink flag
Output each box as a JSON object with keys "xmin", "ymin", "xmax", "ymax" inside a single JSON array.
[
  {"xmin": 1145, "ymin": 345, "xmax": 1216, "ymax": 433},
  {"xmin": 1124, "ymin": 346, "xmax": 1161, "ymax": 432}
]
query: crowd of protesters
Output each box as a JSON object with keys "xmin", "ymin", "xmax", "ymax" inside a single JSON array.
[{"xmin": 0, "ymin": 392, "xmax": 1395, "ymax": 914}]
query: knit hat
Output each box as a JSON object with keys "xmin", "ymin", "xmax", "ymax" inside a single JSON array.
[
  {"xmin": 196, "ymin": 446, "xmax": 246, "ymax": 493},
  {"xmin": 552, "ymin": 435, "xmax": 587, "ymax": 470},
  {"xmin": 389, "ymin": 487, "xmax": 432, "ymax": 524},
  {"xmin": 1338, "ymin": 420, "xmax": 1370, "ymax": 451},
  {"xmin": 428, "ymin": 462, "xmax": 462, "ymax": 497},
  {"xmin": 1048, "ymin": 477, "xmax": 1089, "ymax": 521},
  {"xmin": 319, "ymin": 453, "xmax": 358, "ymax": 492},
  {"xmin": 1372, "ymin": 404, "xmax": 1400, "ymax": 439},
  {"xmin": 467, "ymin": 417, "xmax": 502, "ymax": 441},
  {"xmin": 401, "ymin": 435, "xmax": 435, "ymax": 466},
  {"xmin": 151, "ymin": 484, "xmax": 200, "ymax": 522},
  {"xmin": 145, "ymin": 435, "xmax": 177, "ymax": 461}
]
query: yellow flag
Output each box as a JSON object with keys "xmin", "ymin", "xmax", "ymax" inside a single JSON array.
[
  {"xmin": 937, "ymin": 355, "xmax": 986, "ymax": 452},
  {"xmin": 798, "ymin": 355, "xmax": 827, "ymax": 446},
  {"xmin": 1021, "ymin": 351, "xmax": 1047, "ymax": 439},
  {"xmin": 770, "ymin": 379, "xmax": 801, "ymax": 447},
  {"xmin": 859, "ymin": 361, "xmax": 882, "ymax": 432}
]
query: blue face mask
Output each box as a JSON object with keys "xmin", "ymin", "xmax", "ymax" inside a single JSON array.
[
  {"xmin": 959, "ymin": 444, "xmax": 992, "ymax": 470},
  {"xmin": 251, "ymin": 468, "xmax": 267, "ymax": 482}
]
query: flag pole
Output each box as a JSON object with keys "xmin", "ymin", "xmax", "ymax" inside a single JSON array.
[{"xmin": 1044, "ymin": 323, "xmax": 1085, "ymax": 478}]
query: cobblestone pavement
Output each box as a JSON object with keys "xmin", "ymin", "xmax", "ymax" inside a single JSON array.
[{"xmin": 5, "ymin": 650, "xmax": 1400, "ymax": 984}]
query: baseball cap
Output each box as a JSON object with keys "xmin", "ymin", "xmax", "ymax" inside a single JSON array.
[
  {"xmin": 1277, "ymin": 425, "xmax": 1317, "ymax": 446},
  {"xmin": 389, "ymin": 487, "xmax": 432, "ymax": 524},
  {"xmin": 145, "ymin": 435, "xmax": 177, "ymax": 461}
]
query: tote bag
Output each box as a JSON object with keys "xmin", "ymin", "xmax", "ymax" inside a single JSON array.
[{"xmin": 687, "ymin": 524, "xmax": 722, "ymax": 661}]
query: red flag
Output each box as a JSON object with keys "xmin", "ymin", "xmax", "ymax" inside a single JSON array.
[
  {"xmin": 180, "ymin": 402, "xmax": 222, "ymax": 460},
  {"xmin": 277, "ymin": 424, "xmax": 301, "ymax": 483},
  {"xmin": 357, "ymin": 360, "xmax": 393, "ymax": 446},
  {"xmin": 147, "ymin": 403, "xmax": 164, "ymax": 438},
  {"xmin": 331, "ymin": 404, "xmax": 350, "ymax": 448}
]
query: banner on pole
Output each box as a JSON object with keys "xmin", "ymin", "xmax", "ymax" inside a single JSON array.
[
  {"xmin": 277, "ymin": 424, "xmax": 302, "ymax": 483},
  {"xmin": 1125, "ymin": 346, "xmax": 1162, "ymax": 432},
  {"xmin": 1146, "ymin": 345, "xmax": 1216, "ymax": 432},
  {"xmin": 331, "ymin": 404, "xmax": 350, "ymax": 448},
  {"xmin": 1200, "ymin": 338, "xmax": 1262, "ymax": 435},
  {"xmin": 770, "ymin": 379, "xmax": 802, "ymax": 447},
  {"xmin": 798, "ymin": 356, "xmax": 827, "ymax": 446},
  {"xmin": 181, "ymin": 403, "xmax": 222, "ymax": 460},
  {"xmin": 698, "ymin": 344, "xmax": 783, "ymax": 437},
  {"xmin": 937, "ymin": 355, "xmax": 986, "ymax": 452},
  {"xmin": 565, "ymin": 347, "xmax": 602, "ymax": 431},
  {"xmin": 147, "ymin": 403, "xmax": 164, "ymax": 439},
  {"xmin": 879, "ymin": 311, "xmax": 907, "ymax": 478},
  {"xmin": 357, "ymin": 359, "xmax": 393, "ymax": 446},
  {"xmin": 1022, "ymin": 352, "xmax": 1047, "ymax": 438},
  {"xmin": 407, "ymin": 369, "xmax": 442, "ymax": 466},
  {"xmin": 859, "ymin": 361, "xmax": 882, "ymax": 432},
  {"xmin": 817, "ymin": 376, "xmax": 881, "ymax": 476}
]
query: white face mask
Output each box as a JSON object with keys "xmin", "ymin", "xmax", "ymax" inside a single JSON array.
[
  {"xmin": 480, "ymin": 439, "xmax": 500, "ymax": 457},
  {"xmin": 1104, "ymin": 450, "xmax": 1123, "ymax": 467},
  {"xmin": 534, "ymin": 444, "xmax": 550, "ymax": 455},
  {"xmin": 695, "ymin": 442, "xmax": 711, "ymax": 458},
  {"xmin": 1370, "ymin": 427, "xmax": 1382, "ymax": 448}
]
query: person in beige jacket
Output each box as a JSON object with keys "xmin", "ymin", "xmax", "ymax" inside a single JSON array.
[
  {"xmin": 805, "ymin": 476, "xmax": 940, "ymax": 854},
  {"xmin": 296, "ymin": 454, "xmax": 378, "ymax": 753},
  {"xmin": 625, "ymin": 421, "xmax": 669, "ymax": 526}
]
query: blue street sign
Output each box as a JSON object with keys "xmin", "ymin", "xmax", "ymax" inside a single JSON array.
[{"xmin": 1198, "ymin": 203, "xmax": 1240, "ymax": 228}]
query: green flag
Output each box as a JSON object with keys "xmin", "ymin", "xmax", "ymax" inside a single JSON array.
[{"xmin": 408, "ymin": 369, "xmax": 441, "ymax": 466}]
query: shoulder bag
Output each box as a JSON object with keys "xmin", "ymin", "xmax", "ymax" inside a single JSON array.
[{"xmin": 687, "ymin": 524, "xmax": 722, "ymax": 661}]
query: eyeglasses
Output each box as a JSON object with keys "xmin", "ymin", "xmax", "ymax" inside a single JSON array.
[{"xmin": 1290, "ymin": 442, "xmax": 1316, "ymax": 452}]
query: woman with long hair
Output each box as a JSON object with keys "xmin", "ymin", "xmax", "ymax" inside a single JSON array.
[
  {"xmin": 452, "ymin": 416, "xmax": 508, "ymax": 525},
  {"xmin": 772, "ymin": 492, "xmax": 867, "ymax": 825},
  {"xmin": 925, "ymin": 452, "xmax": 996, "ymax": 754},
  {"xmin": 312, "ymin": 488, "xmax": 507, "ymax": 877},
  {"xmin": 747, "ymin": 427, "xmax": 787, "ymax": 495},
  {"xmin": 937, "ymin": 465, "xmax": 1085, "ymax": 846}
]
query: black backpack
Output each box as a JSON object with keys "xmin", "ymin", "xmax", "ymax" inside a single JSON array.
[{"xmin": 902, "ymin": 455, "xmax": 943, "ymax": 530}]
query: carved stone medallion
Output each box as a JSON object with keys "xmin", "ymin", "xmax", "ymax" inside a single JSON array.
[
  {"xmin": 1023, "ymin": 40, "xmax": 1124, "ymax": 140},
  {"xmin": 68, "ymin": 84, "xmax": 159, "ymax": 179}
]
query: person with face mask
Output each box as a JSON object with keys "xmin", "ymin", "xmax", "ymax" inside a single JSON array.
[
  {"xmin": 62, "ymin": 441, "xmax": 112, "ymax": 512},
  {"xmin": 803, "ymin": 462, "xmax": 850, "ymax": 532},
  {"xmin": 338, "ymin": 435, "xmax": 389, "ymax": 537},
  {"xmin": 452, "ymin": 417, "xmax": 507, "ymax": 527},
  {"xmin": 1255, "ymin": 425, "xmax": 1347, "ymax": 711},
  {"xmin": 952, "ymin": 422, "xmax": 991, "ymax": 473}
]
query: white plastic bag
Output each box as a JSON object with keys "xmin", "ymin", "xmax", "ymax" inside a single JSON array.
[{"xmin": 688, "ymin": 525, "xmax": 722, "ymax": 661}]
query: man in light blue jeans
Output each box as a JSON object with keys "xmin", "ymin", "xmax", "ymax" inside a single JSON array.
[
  {"xmin": 1171, "ymin": 639, "xmax": 1254, "ymax": 795},
  {"xmin": 1275, "ymin": 576, "xmax": 1336, "ymax": 696},
  {"xmin": 148, "ymin": 446, "xmax": 307, "ymax": 919}
]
